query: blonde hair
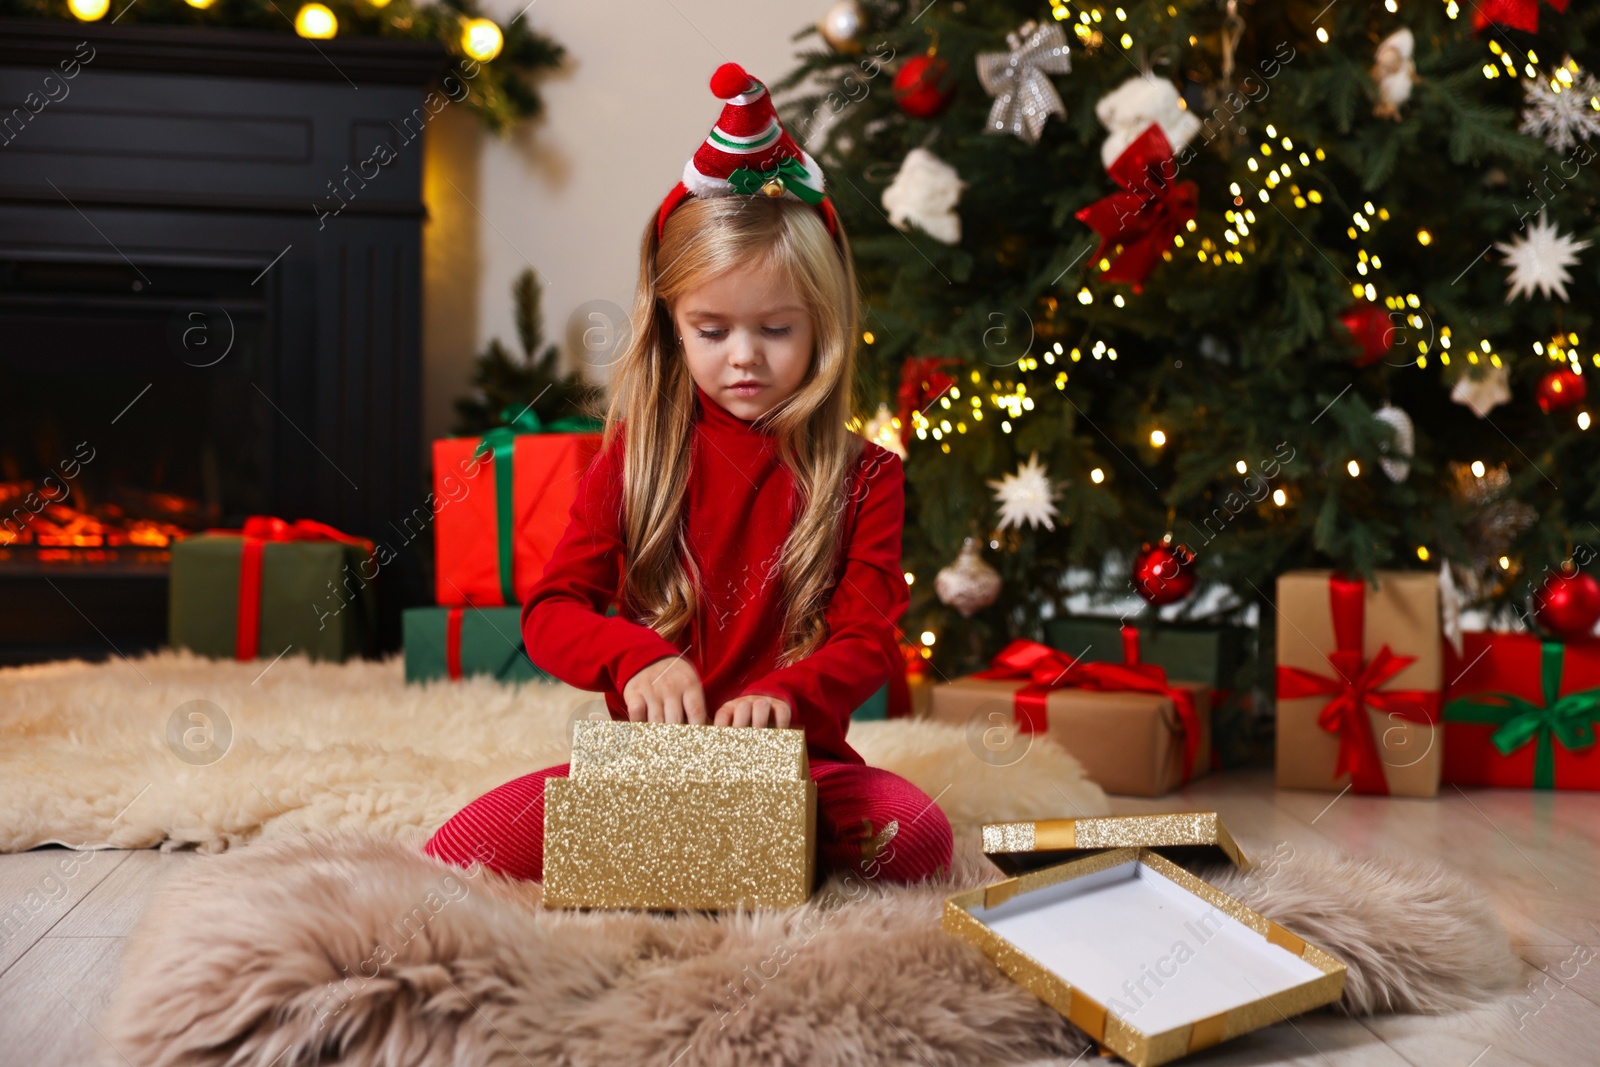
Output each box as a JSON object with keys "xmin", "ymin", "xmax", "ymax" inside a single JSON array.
[{"xmin": 600, "ymin": 195, "xmax": 865, "ymax": 668}]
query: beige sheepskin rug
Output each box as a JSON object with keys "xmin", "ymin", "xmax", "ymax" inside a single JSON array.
[
  {"xmin": 98, "ymin": 829, "xmax": 1520, "ymax": 1067},
  {"xmin": 0, "ymin": 650, "xmax": 1108, "ymax": 852}
]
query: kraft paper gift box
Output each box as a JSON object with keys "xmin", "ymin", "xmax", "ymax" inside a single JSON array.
[
  {"xmin": 402, "ymin": 606, "xmax": 552, "ymax": 685},
  {"xmin": 926, "ymin": 639, "xmax": 1211, "ymax": 797},
  {"xmin": 942, "ymin": 849, "xmax": 1345, "ymax": 1067},
  {"xmin": 168, "ymin": 517, "xmax": 376, "ymax": 663},
  {"xmin": 542, "ymin": 720, "xmax": 816, "ymax": 911},
  {"xmin": 1442, "ymin": 631, "xmax": 1600, "ymax": 790},
  {"xmin": 1275, "ymin": 570, "xmax": 1441, "ymax": 797},
  {"xmin": 981, "ymin": 812, "xmax": 1251, "ymax": 876},
  {"xmin": 431, "ymin": 412, "xmax": 601, "ymax": 608}
]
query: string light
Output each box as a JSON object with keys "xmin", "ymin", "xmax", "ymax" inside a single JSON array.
[
  {"xmin": 67, "ymin": 0, "xmax": 108, "ymax": 18},
  {"xmin": 1150, "ymin": 429, "xmax": 1167, "ymax": 447},
  {"xmin": 1417, "ymin": 546, "xmax": 1430, "ymax": 561},
  {"xmin": 1272, "ymin": 488, "xmax": 1288, "ymax": 506},
  {"xmin": 295, "ymin": 2, "xmax": 337, "ymax": 38},
  {"xmin": 1580, "ymin": 412, "xmax": 1592, "ymax": 430},
  {"xmin": 920, "ymin": 631, "xmax": 936, "ymax": 645},
  {"xmin": 462, "ymin": 18, "xmax": 504, "ymax": 61},
  {"xmin": 1347, "ymin": 459, "xmax": 1361, "ymax": 477},
  {"xmin": 1471, "ymin": 460, "xmax": 1487, "ymax": 477},
  {"xmin": 1090, "ymin": 468, "xmax": 1106, "ymax": 483}
]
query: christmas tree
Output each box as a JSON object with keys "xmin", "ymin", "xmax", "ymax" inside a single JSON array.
[
  {"xmin": 453, "ymin": 268, "xmax": 604, "ymax": 436},
  {"xmin": 776, "ymin": 1, "xmax": 1600, "ymax": 697}
]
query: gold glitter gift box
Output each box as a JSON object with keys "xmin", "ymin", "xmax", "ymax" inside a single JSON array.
[
  {"xmin": 981, "ymin": 812, "xmax": 1250, "ymax": 876},
  {"xmin": 943, "ymin": 849, "xmax": 1346, "ymax": 1067},
  {"xmin": 541, "ymin": 720, "xmax": 817, "ymax": 910}
]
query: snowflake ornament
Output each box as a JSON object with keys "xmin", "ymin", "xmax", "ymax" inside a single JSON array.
[
  {"xmin": 987, "ymin": 451, "xmax": 1062, "ymax": 531},
  {"xmin": 1451, "ymin": 361, "xmax": 1512, "ymax": 418},
  {"xmin": 861, "ymin": 403, "xmax": 907, "ymax": 460},
  {"xmin": 1520, "ymin": 61, "xmax": 1600, "ymax": 153},
  {"xmin": 1495, "ymin": 211, "xmax": 1591, "ymax": 303}
]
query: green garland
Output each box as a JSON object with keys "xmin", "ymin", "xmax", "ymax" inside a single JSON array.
[{"xmin": 0, "ymin": 0, "xmax": 564, "ymax": 134}]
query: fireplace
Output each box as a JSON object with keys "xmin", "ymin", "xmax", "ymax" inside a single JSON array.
[{"xmin": 0, "ymin": 21, "xmax": 448, "ymax": 664}]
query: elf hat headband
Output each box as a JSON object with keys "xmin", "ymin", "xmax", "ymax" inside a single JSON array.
[{"xmin": 656, "ymin": 62, "xmax": 840, "ymax": 244}]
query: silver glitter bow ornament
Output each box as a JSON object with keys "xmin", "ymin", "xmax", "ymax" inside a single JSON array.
[{"xmin": 976, "ymin": 20, "xmax": 1072, "ymax": 144}]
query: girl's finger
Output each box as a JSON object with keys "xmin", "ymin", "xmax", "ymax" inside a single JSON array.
[
  {"xmin": 751, "ymin": 697, "xmax": 770, "ymax": 729},
  {"xmin": 626, "ymin": 691, "xmax": 648, "ymax": 722},
  {"xmin": 733, "ymin": 699, "xmax": 752, "ymax": 728},
  {"xmin": 684, "ymin": 683, "xmax": 709, "ymax": 725},
  {"xmin": 663, "ymin": 691, "xmax": 685, "ymax": 725},
  {"xmin": 774, "ymin": 701, "xmax": 792, "ymax": 729},
  {"xmin": 646, "ymin": 693, "xmax": 664, "ymax": 723}
]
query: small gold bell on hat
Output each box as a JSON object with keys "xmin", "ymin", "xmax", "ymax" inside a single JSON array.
[{"xmin": 759, "ymin": 177, "xmax": 786, "ymax": 197}]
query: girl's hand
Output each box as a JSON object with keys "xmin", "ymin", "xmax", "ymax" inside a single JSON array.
[
  {"xmin": 622, "ymin": 655, "xmax": 709, "ymax": 724},
  {"xmin": 714, "ymin": 694, "xmax": 793, "ymax": 729}
]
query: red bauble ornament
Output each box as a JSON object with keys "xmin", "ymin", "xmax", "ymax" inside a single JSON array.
[
  {"xmin": 892, "ymin": 53, "xmax": 956, "ymax": 119},
  {"xmin": 1339, "ymin": 303, "xmax": 1397, "ymax": 367},
  {"xmin": 1536, "ymin": 368, "xmax": 1586, "ymax": 413},
  {"xmin": 1531, "ymin": 570, "xmax": 1600, "ymax": 639},
  {"xmin": 1131, "ymin": 541, "xmax": 1197, "ymax": 606}
]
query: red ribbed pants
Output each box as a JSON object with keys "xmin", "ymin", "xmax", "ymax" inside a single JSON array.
[{"xmin": 424, "ymin": 759, "xmax": 954, "ymax": 886}]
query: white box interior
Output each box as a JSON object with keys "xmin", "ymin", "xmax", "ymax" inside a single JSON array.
[{"xmin": 975, "ymin": 858, "xmax": 1324, "ymax": 1034}]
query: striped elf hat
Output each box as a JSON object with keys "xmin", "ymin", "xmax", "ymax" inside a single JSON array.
[{"xmin": 656, "ymin": 62, "xmax": 839, "ymax": 243}]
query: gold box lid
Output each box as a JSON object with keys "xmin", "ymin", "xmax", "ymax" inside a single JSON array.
[{"xmin": 981, "ymin": 812, "xmax": 1249, "ymax": 875}]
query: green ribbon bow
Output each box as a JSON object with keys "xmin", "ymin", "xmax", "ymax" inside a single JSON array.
[
  {"xmin": 473, "ymin": 405, "xmax": 604, "ymax": 605},
  {"xmin": 726, "ymin": 156, "xmax": 825, "ymax": 205},
  {"xmin": 1442, "ymin": 641, "xmax": 1600, "ymax": 789}
]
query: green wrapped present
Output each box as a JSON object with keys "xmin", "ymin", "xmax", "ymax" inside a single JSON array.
[
  {"xmin": 168, "ymin": 518, "xmax": 376, "ymax": 663},
  {"xmin": 403, "ymin": 605, "xmax": 550, "ymax": 684},
  {"xmin": 1043, "ymin": 616, "xmax": 1248, "ymax": 689}
]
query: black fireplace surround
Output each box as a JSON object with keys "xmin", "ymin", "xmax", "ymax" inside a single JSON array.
[{"xmin": 0, "ymin": 20, "xmax": 450, "ymax": 663}]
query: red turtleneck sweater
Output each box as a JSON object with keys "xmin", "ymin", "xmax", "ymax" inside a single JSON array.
[{"xmin": 520, "ymin": 382, "xmax": 909, "ymax": 765}]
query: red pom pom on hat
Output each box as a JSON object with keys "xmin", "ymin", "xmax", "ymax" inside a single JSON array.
[
  {"xmin": 710, "ymin": 62, "xmax": 756, "ymax": 99},
  {"xmin": 655, "ymin": 62, "xmax": 838, "ymax": 244}
]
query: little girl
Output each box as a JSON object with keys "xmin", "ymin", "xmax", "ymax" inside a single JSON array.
[{"xmin": 424, "ymin": 62, "xmax": 953, "ymax": 889}]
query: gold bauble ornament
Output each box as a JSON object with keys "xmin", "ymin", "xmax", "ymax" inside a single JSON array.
[{"xmin": 819, "ymin": 0, "xmax": 865, "ymax": 54}]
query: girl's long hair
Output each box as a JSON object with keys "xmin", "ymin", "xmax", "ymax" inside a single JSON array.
[{"xmin": 600, "ymin": 194, "xmax": 864, "ymax": 667}]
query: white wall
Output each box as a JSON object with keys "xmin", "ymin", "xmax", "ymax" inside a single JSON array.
[{"xmin": 421, "ymin": 0, "xmax": 824, "ymax": 449}]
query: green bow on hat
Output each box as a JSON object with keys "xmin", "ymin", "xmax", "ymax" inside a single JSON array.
[
  {"xmin": 727, "ymin": 156, "xmax": 825, "ymax": 205},
  {"xmin": 473, "ymin": 404, "xmax": 605, "ymax": 605},
  {"xmin": 1443, "ymin": 641, "xmax": 1600, "ymax": 789}
]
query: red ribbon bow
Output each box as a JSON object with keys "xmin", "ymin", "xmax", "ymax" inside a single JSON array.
[
  {"xmin": 1471, "ymin": 0, "xmax": 1567, "ymax": 33},
  {"xmin": 1275, "ymin": 574, "xmax": 1439, "ymax": 794},
  {"xmin": 203, "ymin": 516, "xmax": 374, "ymax": 661},
  {"xmin": 973, "ymin": 636, "xmax": 1202, "ymax": 782},
  {"xmin": 1074, "ymin": 122, "xmax": 1198, "ymax": 294}
]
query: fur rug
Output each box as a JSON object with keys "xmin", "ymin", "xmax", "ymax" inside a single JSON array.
[
  {"xmin": 99, "ymin": 829, "xmax": 1521, "ymax": 1067},
  {"xmin": 0, "ymin": 650, "xmax": 1108, "ymax": 852}
]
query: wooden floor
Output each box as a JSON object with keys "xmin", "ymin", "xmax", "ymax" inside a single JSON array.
[{"xmin": 0, "ymin": 770, "xmax": 1594, "ymax": 1066}]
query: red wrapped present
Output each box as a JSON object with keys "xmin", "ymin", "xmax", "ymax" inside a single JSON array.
[
  {"xmin": 1443, "ymin": 632, "xmax": 1600, "ymax": 790},
  {"xmin": 433, "ymin": 409, "xmax": 602, "ymax": 608}
]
